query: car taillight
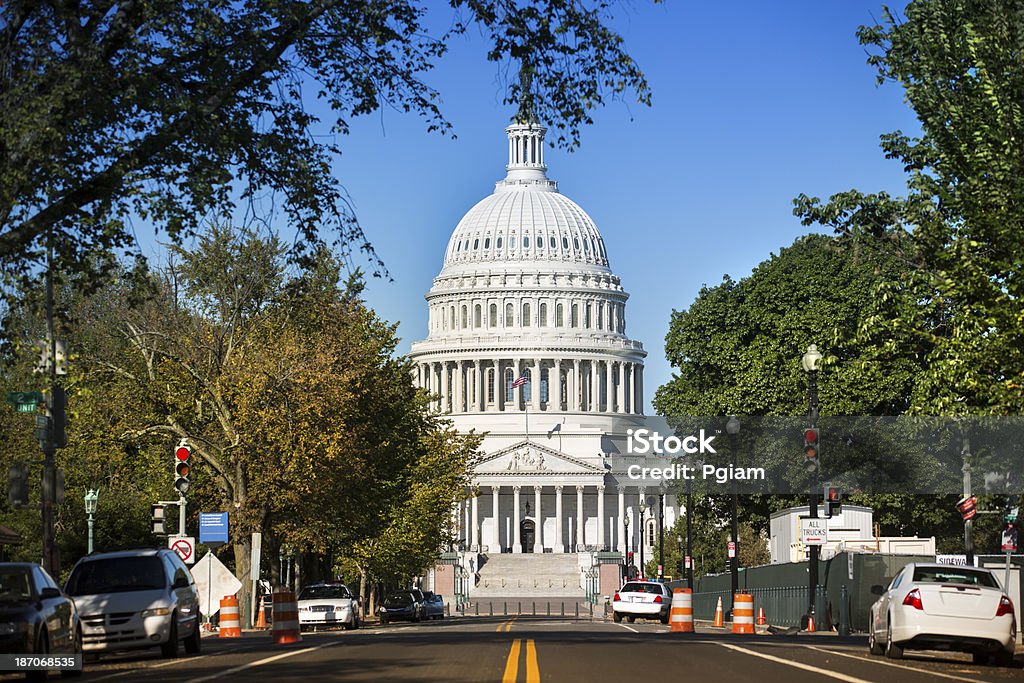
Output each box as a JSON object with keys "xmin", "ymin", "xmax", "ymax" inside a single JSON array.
[
  {"xmin": 613, "ymin": 593, "xmax": 620, "ymax": 602},
  {"xmin": 654, "ymin": 595, "xmax": 663, "ymax": 603},
  {"xmin": 996, "ymin": 595, "xmax": 1014, "ymax": 617},
  {"xmin": 902, "ymin": 588, "xmax": 923, "ymax": 610}
]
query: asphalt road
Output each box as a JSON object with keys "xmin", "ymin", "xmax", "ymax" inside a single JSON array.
[{"xmin": 3, "ymin": 617, "xmax": 1021, "ymax": 682}]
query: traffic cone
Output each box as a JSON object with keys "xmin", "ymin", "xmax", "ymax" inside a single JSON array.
[
  {"xmin": 255, "ymin": 601, "xmax": 268, "ymax": 629},
  {"xmin": 807, "ymin": 614, "xmax": 816, "ymax": 632},
  {"xmin": 713, "ymin": 596, "xmax": 724, "ymax": 627},
  {"xmin": 757, "ymin": 607, "xmax": 766, "ymax": 626}
]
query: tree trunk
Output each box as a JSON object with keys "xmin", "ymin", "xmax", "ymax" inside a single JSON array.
[{"xmin": 234, "ymin": 537, "xmax": 252, "ymax": 628}]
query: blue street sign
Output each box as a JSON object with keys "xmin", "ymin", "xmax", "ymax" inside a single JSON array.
[{"xmin": 199, "ymin": 512, "xmax": 229, "ymax": 544}]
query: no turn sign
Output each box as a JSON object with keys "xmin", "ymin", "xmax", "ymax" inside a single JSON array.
[{"xmin": 169, "ymin": 536, "xmax": 196, "ymax": 564}]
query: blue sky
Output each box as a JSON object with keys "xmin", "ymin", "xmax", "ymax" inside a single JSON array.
[{"xmin": 152, "ymin": 1, "xmax": 922, "ymax": 408}]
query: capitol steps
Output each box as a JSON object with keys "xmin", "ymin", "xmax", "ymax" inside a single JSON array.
[{"xmin": 472, "ymin": 553, "xmax": 585, "ymax": 597}]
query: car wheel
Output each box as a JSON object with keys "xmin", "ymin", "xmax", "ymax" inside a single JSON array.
[
  {"xmin": 884, "ymin": 619, "xmax": 903, "ymax": 660},
  {"xmin": 160, "ymin": 617, "xmax": 179, "ymax": 659},
  {"xmin": 613, "ymin": 611, "xmax": 622, "ymax": 623},
  {"xmin": 626, "ymin": 616, "xmax": 635, "ymax": 624},
  {"xmin": 868, "ymin": 627, "xmax": 883, "ymax": 656},
  {"xmin": 994, "ymin": 649, "xmax": 1014, "ymax": 668},
  {"xmin": 380, "ymin": 616, "xmax": 388, "ymax": 625},
  {"xmin": 972, "ymin": 651, "xmax": 990, "ymax": 665},
  {"xmin": 660, "ymin": 613, "xmax": 670, "ymax": 625},
  {"xmin": 27, "ymin": 629, "xmax": 48, "ymax": 682},
  {"xmin": 61, "ymin": 628, "xmax": 84, "ymax": 678},
  {"xmin": 184, "ymin": 621, "xmax": 201, "ymax": 655}
]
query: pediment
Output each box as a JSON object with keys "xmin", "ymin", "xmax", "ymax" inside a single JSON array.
[{"xmin": 475, "ymin": 441, "xmax": 604, "ymax": 475}]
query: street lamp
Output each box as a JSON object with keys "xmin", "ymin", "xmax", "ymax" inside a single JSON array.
[
  {"xmin": 726, "ymin": 415, "xmax": 740, "ymax": 611},
  {"xmin": 638, "ymin": 500, "xmax": 647, "ymax": 579},
  {"xmin": 622, "ymin": 515, "xmax": 630, "ymax": 581},
  {"xmin": 84, "ymin": 489, "xmax": 99, "ymax": 554},
  {"xmin": 658, "ymin": 481, "xmax": 667, "ymax": 580},
  {"xmin": 675, "ymin": 534, "xmax": 683, "ymax": 577},
  {"xmin": 802, "ymin": 344, "xmax": 823, "ymax": 626}
]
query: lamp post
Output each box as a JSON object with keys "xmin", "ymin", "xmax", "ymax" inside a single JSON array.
[
  {"xmin": 622, "ymin": 515, "xmax": 630, "ymax": 581},
  {"xmin": 658, "ymin": 482, "xmax": 667, "ymax": 580},
  {"xmin": 802, "ymin": 343, "xmax": 823, "ymax": 625},
  {"xmin": 638, "ymin": 500, "xmax": 647, "ymax": 578},
  {"xmin": 726, "ymin": 415, "xmax": 741, "ymax": 612},
  {"xmin": 676, "ymin": 534, "xmax": 683, "ymax": 578},
  {"xmin": 685, "ymin": 466, "xmax": 694, "ymax": 589},
  {"xmin": 961, "ymin": 436, "xmax": 974, "ymax": 566},
  {"xmin": 84, "ymin": 489, "xmax": 99, "ymax": 554}
]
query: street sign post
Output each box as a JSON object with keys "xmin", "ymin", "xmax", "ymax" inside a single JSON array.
[{"xmin": 800, "ymin": 517, "xmax": 827, "ymax": 547}]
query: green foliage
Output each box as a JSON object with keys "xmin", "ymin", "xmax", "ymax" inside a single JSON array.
[
  {"xmin": 0, "ymin": 0, "xmax": 653, "ymax": 329},
  {"xmin": 795, "ymin": 0, "xmax": 1024, "ymax": 415}
]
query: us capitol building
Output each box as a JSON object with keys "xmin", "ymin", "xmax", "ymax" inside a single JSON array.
[{"xmin": 411, "ymin": 114, "xmax": 677, "ymax": 599}]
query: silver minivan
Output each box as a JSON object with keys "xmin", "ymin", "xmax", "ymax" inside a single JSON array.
[{"xmin": 65, "ymin": 548, "xmax": 201, "ymax": 657}]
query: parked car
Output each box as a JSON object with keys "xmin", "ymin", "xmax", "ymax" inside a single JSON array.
[
  {"xmin": 612, "ymin": 580, "xmax": 671, "ymax": 624},
  {"xmin": 868, "ymin": 562, "xmax": 1016, "ymax": 666},
  {"xmin": 422, "ymin": 592, "xmax": 445, "ymax": 620},
  {"xmin": 378, "ymin": 592, "xmax": 423, "ymax": 624},
  {"xmin": 64, "ymin": 548, "xmax": 201, "ymax": 658},
  {"xmin": 0, "ymin": 562, "xmax": 83, "ymax": 680},
  {"xmin": 297, "ymin": 583, "xmax": 359, "ymax": 631}
]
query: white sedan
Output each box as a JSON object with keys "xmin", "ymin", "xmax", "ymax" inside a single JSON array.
[
  {"xmin": 868, "ymin": 562, "xmax": 1016, "ymax": 666},
  {"xmin": 296, "ymin": 583, "xmax": 359, "ymax": 631},
  {"xmin": 612, "ymin": 581, "xmax": 671, "ymax": 624}
]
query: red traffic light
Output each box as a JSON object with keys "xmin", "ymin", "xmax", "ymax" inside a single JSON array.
[
  {"xmin": 826, "ymin": 486, "xmax": 840, "ymax": 501},
  {"xmin": 175, "ymin": 446, "xmax": 190, "ymax": 461},
  {"xmin": 803, "ymin": 429, "xmax": 818, "ymax": 443}
]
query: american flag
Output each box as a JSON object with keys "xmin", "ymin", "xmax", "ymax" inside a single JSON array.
[{"xmin": 511, "ymin": 374, "xmax": 529, "ymax": 389}]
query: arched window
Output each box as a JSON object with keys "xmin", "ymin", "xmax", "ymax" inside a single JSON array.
[
  {"xmin": 647, "ymin": 519, "xmax": 657, "ymax": 548},
  {"xmin": 489, "ymin": 303, "xmax": 497, "ymax": 327},
  {"xmin": 474, "ymin": 304, "xmax": 482, "ymax": 328},
  {"xmin": 487, "ymin": 369, "xmax": 495, "ymax": 403},
  {"xmin": 473, "ymin": 238, "xmax": 479, "ymax": 249},
  {"xmin": 539, "ymin": 303, "xmax": 548, "ymax": 327},
  {"xmin": 571, "ymin": 304, "xmax": 579, "ymax": 327},
  {"xmin": 536, "ymin": 237, "xmax": 542, "ymax": 248},
  {"xmin": 449, "ymin": 306, "xmax": 455, "ymax": 330},
  {"xmin": 550, "ymin": 236, "xmax": 556, "ymax": 248},
  {"xmin": 555, "ymin": 303, "xmax": 564, "ymax": 327},
  {"xmin": 461, "ymin": 305, "xmax": 468, "ymax": 329},
  {"xmin": 497, "ymin": 236, "xmax": 503, "ymax": 249},
  {"xmin": 597, "ymin": 305, "xmax": 604, "ymax": 330},
  {"xmin": 540, "ymin": 368, "xmax": 549, "ymax": 403},
  {"xmin": 522, "ymin": 302, "xmax": 531, "ymax": 326},
  {"xmin": 505, "ymin": 368, "xmax": 515, "ymax": 402},
  {"xmin": 484, "ymin": 237, "xmax": 490, "ymax": 249},
  {"xmin": 523, "ymin": 236, "xmax": 529, "ymax": 248},
  {"xmin": 584, "ymin": 304, "xmax": 591, "ymax": 329},
  {"xmin": 574, "ymin": 238, "xmax": 580, "ymax": 250},
  {"xmin": 560, "ymin": 370, "xmax": 568, "ymax": 404},
  {"xmin": 562, "ymin": 237, "xmax": 569, "ymax": 249},
  {"xmin": 505, "ymin": 303, "xmax": 514, "ymax": 327}
]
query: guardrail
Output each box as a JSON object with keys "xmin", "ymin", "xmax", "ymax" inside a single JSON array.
[{"xmin": 692, "ymin": 586, "xmax": 828, "ymax": 629}]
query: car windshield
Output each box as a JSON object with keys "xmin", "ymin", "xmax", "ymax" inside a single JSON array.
[
  {"xmin": 299, "ymin": 585, "xmax": 350, "ymax": 600},
  {"xmin": 621, "ymin": 582, "xmax": 663, "ymax": 594},
  {"xmin": 0, "ymin": 569, "xmax": 32, "ymax": 602},
  {"xmin": 912, "ymin": 567, "xmax": 999, "ymax": 588},
  {"xmin": 65, "ymin": 557, "xmax": 166, "ymax": 596},
  {"xmin": 384, "ymin": 594, "xmax": 412, "ymax": 608}
]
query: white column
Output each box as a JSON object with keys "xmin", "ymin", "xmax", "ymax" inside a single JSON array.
[
  {"xmin": 497, "ymin": 360, "xmax": 505, "ymax": 412},
  {"xmin": 553, "ymin": 360, "xmax": 562, "ymax": 411},
  {"xmin": 597, "ymin": 485, "xmax": 606, "ymax": 551},
  {"xmin": 605, "ymin": 361, "xmax": 614, "ymax": 413},
  {"xmin": 491, "ymin": 485, "xmax": 500, "ymax": 551},
  {"xmin": 531, "ymin": 359, "xmax": 542, "ymax": 411},
  {"xmin": 471, "ymin": 493, "xmax": 479, "ymax": 551},
  {"xmin": 589, "ymin": 360, "xmax": 598, "ymax": 412},
  {"xmin": 636, "ymin": 366, "xmax": 644, "ymax": 415},
  {"xmin": 533, "ymin": 486, "xmax": 543, "ymax": 553},
  {"xmin": 617, "ymin": 361, "xmax": 626, "ymax": 413},
  {"xmin": 554, "ymin": 485, "xmax": 564, "ymax": 553},
  {"xmin": 455, "ymin": 360, "xmax": 465, "ymax": 413},
  {"xmin": 617, "ymin": 486, "xmax": 626, "ymax": 553},
  {"xmin": 514, "ymin": 358, "xmax": 523, "ymax": 411},
  {"xmin": 513, "ymin": 486, "xmax": 522, "ymax": 553},
  {"xmin": 477, "ymin": 360, "xmax": 485, "ymax": 411},
  {"xmin": 441, "ymin": 362, "xmax": 450, "ymax": 413},
  {"xmin": 575, "ymin": 485, "xmax": 584, "ymax": 551},
  {"xmin": 572, "ymin": 359, "xmax": 581, "ymax": 411}
]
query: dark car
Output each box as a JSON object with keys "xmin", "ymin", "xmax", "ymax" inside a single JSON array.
[
  {"xmin": 0, "ymin": 562, "xmax": 83, "ymax": 679},
  {"xmin": 422, "ymin": 592, "xmax": 446, "ymax": 620},
  {"xmin": 378, "ymin": 592, "xmax": 423, "ymax": 624}
]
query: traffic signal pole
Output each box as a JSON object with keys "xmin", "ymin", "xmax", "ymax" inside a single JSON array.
[
  {"xmin": 41, "ymin": 234, "xmax": 59, "ymax": 576},
  {"xmin": 806, "ymin": 366, "xmax": 819, "ymax": 626},
  {"xmin": 961, "ymin": 437, "xmax": 974, "ymax": 566}
]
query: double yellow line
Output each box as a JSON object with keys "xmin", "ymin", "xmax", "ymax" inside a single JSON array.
[
  {"xmin": 501, "ymin": 639, "xmax": 539, "ymax": 683},
  {"xmin": 495, "ymin": 615, "xmax": 518, "ymax": 632}
]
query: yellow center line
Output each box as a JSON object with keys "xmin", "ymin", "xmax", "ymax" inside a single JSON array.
[
  {"xmin": 525, "ymin": 639, "xmax": 540, "ymax": 683},
  {"xmin": 502, "ymin": 639, "xmax": 521, "ymax": 683},
  {"xmin": 495, "ymin": 615, "xmax": 519, "ymax": 633}
]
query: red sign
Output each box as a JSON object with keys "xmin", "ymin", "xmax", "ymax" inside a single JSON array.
[
  {"xmin": 956, "ymin": 496, "xmax": 977, "ymax": 521},
  {"xmin": 170, "ymin": 537, "xmax": 194, "ymax": 563},
  {"xmin": 727, "ymin": 541, "xmax": 736, "ymax": 558}
]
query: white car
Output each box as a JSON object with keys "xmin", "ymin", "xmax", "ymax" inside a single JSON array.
[
  {"xmin": 612, "ymin": 581, "xmax": 671, "ymax": 624},
  {"xmin": 868, "ymin": 562, "xmax": 1016, "ymax": 666},
  {"xmin": 297, "ymin": 583, "xmax": 359, "ymax": 631}
]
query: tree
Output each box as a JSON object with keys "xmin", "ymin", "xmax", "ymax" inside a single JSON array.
[
  {"xmin": 794, "ymin": 0, "xmax": 1024, "ymax": 415},
  {"xmin": 0, "ymin": 0, "xmax": 652, "ymax": 322}
]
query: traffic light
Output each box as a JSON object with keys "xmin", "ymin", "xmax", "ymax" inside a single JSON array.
[
  {"xmin": 151, "ymin": 503, "xmax": 166, "ymax": 535},
  {"xmin": 33, "ymin": 388, "xmax": 67, "ymax": 449},
  {"xmin": 956, "ymin": 495, "xmax": 977, "ymax": 521},
  {"xmin": 174, "ymin": 442, "xmax": 191, "ymax": 494},
  {"xmin": 824, "ymin": 485, "xmax": 841, "ymax": 517},
  {"xmin": 8, "ymin": 463, "xmax": 28, "ymax": 506},
  {"xmin": 803, "ymin": 427, "xmax": 819, "ymax": 473}
]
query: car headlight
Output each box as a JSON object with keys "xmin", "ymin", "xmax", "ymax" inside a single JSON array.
[
  {"xmin": 334, "ymin": 605, "xmax": 348, "ymax": 612},
  {"xmin": 298, "ymin": 606, "xmax": 310, "ymax": 612},
  {"xmin": 0, "ymin": 622, "xmax": 30, "ymax": 635},
  {"xmin": 141, "ymin": 607, "xmax": 171, "ymax": 617}
]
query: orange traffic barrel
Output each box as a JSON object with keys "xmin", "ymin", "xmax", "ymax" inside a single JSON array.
[
  {"xmin": 272, "ymin": 589, "xmax": 301, "ymax": 643},
  {"xmin": 669, "ymin": 588, "xmax": 694, "ymax": 633},
  {"xmin": 219, "ymin": 595, "xmax": 241, "ymax": 637},
  {"xmin": 732, "ymin": 593, "xmax": 754, "ymax": 634}
]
